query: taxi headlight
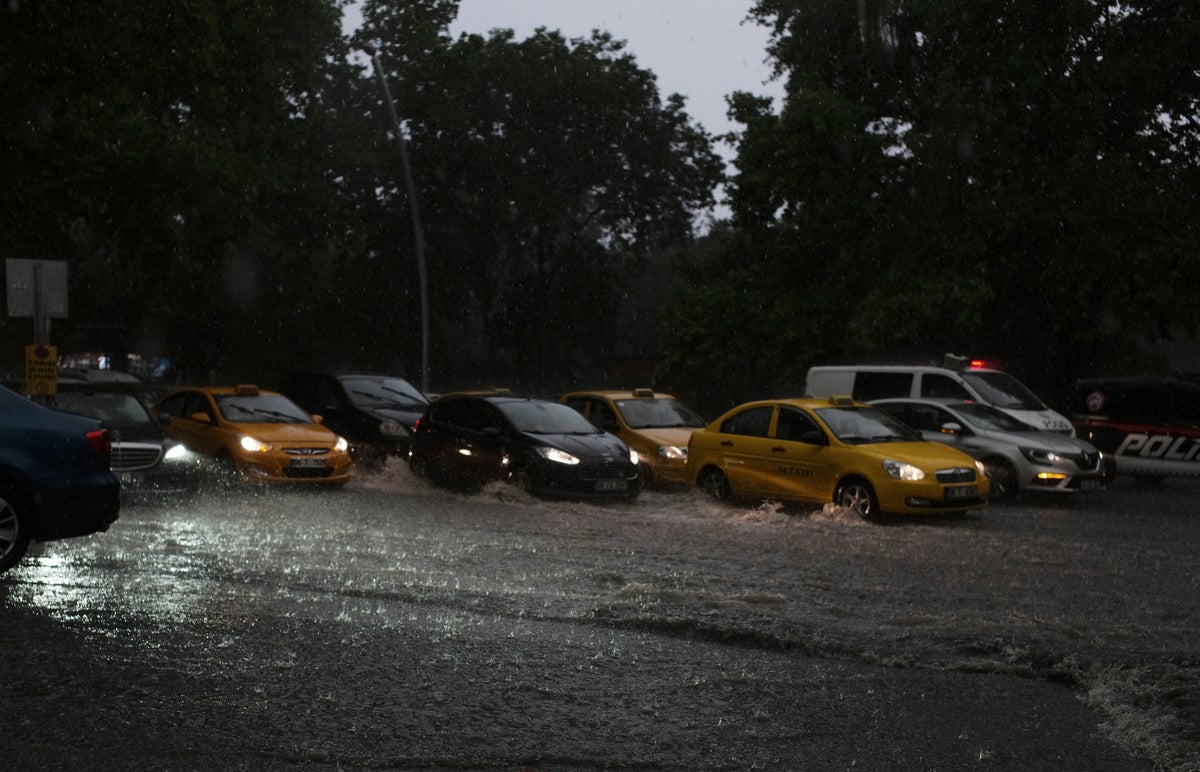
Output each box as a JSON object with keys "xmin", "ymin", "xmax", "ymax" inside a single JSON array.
[
  {"xmin": 883, "ymin": 459, "xmax": 925, "ymax": 481},
  {"xmin": 1021, "ymin": 447, "xmax": 1061, "ymax": 465},
  {"xmin": 536, "ymin": 446, "xmax": 580, "ymax": 465},
  {"xmin": 629, "ymin": 448, "xmax": 639, "ymax": 466},
  {"xmin": 657, "ymin": 445, "xmax": 687, "ymax": 460},
  {"xmin": 335, "ymin": 436, "xmax": 349, "ymax": 453},
  {"xmin": 240, "ymin": 435, "xmax": 271, "ymax": 453},
  {"xmin": 975, "ymin": 460, "xmax": 987, "ymax": 476}
]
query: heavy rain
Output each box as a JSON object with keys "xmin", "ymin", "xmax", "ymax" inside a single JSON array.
[{"xmin": 3, "ymin": 467, "xmax": 1197, "ymax": 770}]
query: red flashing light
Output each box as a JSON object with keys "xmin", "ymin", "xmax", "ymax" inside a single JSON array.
[{"xmin": 969, "ymin": 359, "xmax": 987, "ymax": 369}]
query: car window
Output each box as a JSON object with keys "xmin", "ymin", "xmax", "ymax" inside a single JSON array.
[
  {"xmin": 953, "ymin": 402, "xmax": 1033, "ymax": 431},
  {"xmin": 343, "ymin": 376, "xmax": 427, "ymax": 410},
  {"xmin": 498, "ymin": 401, "xmax": 598, "ymax": 434},
  {"xmin": 852, "ymin": 371, "xmax": 914, "ymax": 402},
  {"xmin": 614, "ymin": 398, "xmax": 705, "ymax": 429},
  {"xmin": 960, "ymin": 371, "xmax": 1047, "ymax": 410},
  {"xmin": 920, "ymin": 374, "xmax": 972, "ymax": 400},
  {"xmin": 813, "ymin": 406, "xmax": 917, "ymax": 444},
  {"xmin": 881, "ymin": 402, "xmax": 943, "ymax": 432},
  {"xmin": 774, "ymin": 407, "xmax": 823, "ymax": 443},
  {"xmin": 55, "ymin": 391, "xmax": 153, "ymax": 428},
  {"xmin": 215, "ymin": 394, "xmax": 313, "ymax": 424},
  {"xmin": 720, "ymin": 405, "xmax": 773, "ymax": 437}
]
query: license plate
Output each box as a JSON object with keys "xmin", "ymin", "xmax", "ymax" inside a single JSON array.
[
  {"xmin": 946, "ymin": 485, "xmax": 977, "ymax": 499},
  {"xmin": 289, "ymin": 457, "xmax": 327, "ymax": 469},
  {"xmin": 595, "ymin": 480, "xmax": 626, "ymax": 492},
  {"xmin": 1080, "ymin": 478, "xmax": 1103, "ymax": 491}
]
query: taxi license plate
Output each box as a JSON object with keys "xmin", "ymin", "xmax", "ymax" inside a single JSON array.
[
  {"xmin": 289, "ymin": 457, "xmax": 327, "ymax": 469},
  {"xmin": 596, "ymin": 480, "xmax": 625, "ymax": 492},
  {"xmin": 945, "ymin": 485, "xmax": 977, "ymax": 499}
]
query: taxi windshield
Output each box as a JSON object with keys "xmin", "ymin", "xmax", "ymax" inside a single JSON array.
[
  {"xmin": 217, "ymin": 394, "xmax": 314, "ymax": 424},
  {"xmin": 614, "ymin": 398, "xmax": 705, "ymax": 429},
  {"xmin": 813, "ymin": 406, "xmax": 920, "ymax": 445}
]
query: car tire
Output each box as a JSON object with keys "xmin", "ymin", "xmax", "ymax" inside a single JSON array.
[
  {"xmin": 698, "ymin": 467, "xmax": 732, "ymax": 500},
  {"xmin": 982, "ymin": 458, "xmax": 1019, "ymax": 501},
  {"xmin": 0, "ymin": 484, "xmax": 33, "ymax": 574},
  {"xmin": 836, "ymin": 478, "xmax": 879, "ymax": 517},
  {"xmin": 510, "ymin": 468, "xmax": 536, "ymax": 496}
]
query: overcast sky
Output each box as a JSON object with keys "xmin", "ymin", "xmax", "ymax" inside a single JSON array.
[{"xmin": 345, "ymin": 1, "xmax": 785, "ymax": 158}]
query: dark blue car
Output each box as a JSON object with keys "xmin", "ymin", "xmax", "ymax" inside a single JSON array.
[{"xmin": 1, "ymin": 386, "xmax": 122, "ymax": 574}]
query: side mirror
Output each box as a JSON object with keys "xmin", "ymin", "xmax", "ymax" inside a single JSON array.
[
  {"xmin": 190, "ymin": 411, "xmax": 213, "ymax": 424},
  {"xmin": 940, "ymin": 422, "xmax": 963, "ymax": 435},
  {"xmin": 312, "ymin": 414, "xmax": 325, "ymax": 424},
  {"xmin": 799, "ymin": 430, "xmax": 827, "ymax": 446}
]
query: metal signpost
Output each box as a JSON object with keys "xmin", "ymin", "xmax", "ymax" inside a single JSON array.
[{"xmin": 6, "ymin": 258, "xmax": 69, "ymax": 397}]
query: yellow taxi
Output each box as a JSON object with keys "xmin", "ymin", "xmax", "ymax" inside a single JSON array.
[
  {"xmin": 560, "ymin": 388, "xmax": 706, "ymax": 487},
  {"xmin": 153, "ymin": 385, "xmax": 353, "ymax": 485},
  {"xmin": 686, "ymin": 396, "xmax": 989, "ymax": 516}
]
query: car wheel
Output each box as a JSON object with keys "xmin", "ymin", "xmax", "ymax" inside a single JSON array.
[
  {"xmin": 983, "ymin": 458, "xmax": 1019, "ymax": 501},
  {"xmin": 509, "ymin": 468, "xmax": 536, "ymax": 495},
  {"xmin": 698, "ymin": 467, "xmax": 732, "ymax": 500},
  {"xmin": 836, "ymin": 478, "xmax": 879, "ymax": 517},
  {"xmin": 0, "ymin": 485, "xmax": 32, "ymax": 574}
]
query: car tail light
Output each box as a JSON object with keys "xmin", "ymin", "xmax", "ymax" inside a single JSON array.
[{"xmin": 86, "ymin": 428, "xmax": 112, "ymax": 460}]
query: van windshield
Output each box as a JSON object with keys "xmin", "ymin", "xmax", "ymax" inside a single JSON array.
[{"xmin": 961, "ymin": 371, "xmax": 1047, "ymax": 410}]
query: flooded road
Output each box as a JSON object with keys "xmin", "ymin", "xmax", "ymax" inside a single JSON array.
[{"xmin": 3, "ymin": 464, "xmax": 1197, "ymax": 770}]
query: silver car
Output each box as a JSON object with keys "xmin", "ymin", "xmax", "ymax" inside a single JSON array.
[{"xmin": 873, "ymin": 398, "xmax": 1107, "ymax": 500}]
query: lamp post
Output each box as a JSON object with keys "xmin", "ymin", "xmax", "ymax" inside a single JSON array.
[{"xmin": 370, "ymin": 51, "xmax": 431, "ymax": 394}]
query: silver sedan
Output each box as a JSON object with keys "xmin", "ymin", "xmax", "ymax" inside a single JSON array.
[{"xmin": 873, "ymin": 398, "xmax": 1107, "ymax": 500}]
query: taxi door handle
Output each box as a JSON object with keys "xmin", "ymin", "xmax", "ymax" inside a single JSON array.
[
  {"xmin": 771, "ymin": 446, "xmax": 787, "ymax": 453},
  {"xmin": 720, "ymin": 440, "xmax": 733, "ymax": 447}
]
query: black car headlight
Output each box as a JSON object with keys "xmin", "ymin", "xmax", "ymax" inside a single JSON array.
[{"xmin": 535, "ymin": 446, "xmax": 580, "ymax": 465}]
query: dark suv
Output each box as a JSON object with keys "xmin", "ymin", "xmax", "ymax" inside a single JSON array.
[
  {"xmin": 409, "ymin": 393, "xmax": 640, "ymax": 500},
  {"xmin": 1067, "ymin": 376, "xmax": 1200, "ymax": 483},
  {"xmin": 278, "ymin": 372, "xmax": 429, "ymax": 470}
]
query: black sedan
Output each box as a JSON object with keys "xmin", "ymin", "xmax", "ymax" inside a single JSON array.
[
  {"xmin": 53, "ymin": 382, "xmax": 204, "ymax": 499},
  {"xmin": 278, "ymin": 372, "xmax": 429, "ymax": 471},
  {"xmin": 0, "ymin": 385, "xmax": 121, "ymax": 573},
  {"xmin": 409, "ymin": 393, "xmax": 640, "ymax": 500}
]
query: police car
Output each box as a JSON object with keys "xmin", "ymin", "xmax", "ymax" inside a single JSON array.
[{"xmin": 1068, "ymin": 376, "xmax": 1200, "ymax": 483}]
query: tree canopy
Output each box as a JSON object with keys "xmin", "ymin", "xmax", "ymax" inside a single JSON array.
[{"xmin": 661, "ymin": 0, "xmax": 1200, "ymax": 410}]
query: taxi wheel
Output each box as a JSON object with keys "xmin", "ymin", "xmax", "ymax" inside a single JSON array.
[
  {"xmin": 836, "ymin": 478, "xmax": 878, "ymax": 517},
  {"xmin": 983, "ymin": 458, "xmax": 1018, "ymax": 501},
  {"xmin": 698, "ymin": 468, "xmax": 732, "ymax": 500},
  {"xmin": 0, "ymin": 485, "xmax": 32, "ymax": 574}
]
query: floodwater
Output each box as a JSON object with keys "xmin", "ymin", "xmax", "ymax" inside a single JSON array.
[{"xmin": 3, "ymin": 462, "xmax": 1197, "ymax": 770}]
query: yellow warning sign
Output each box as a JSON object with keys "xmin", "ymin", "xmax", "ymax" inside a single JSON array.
[{"xmin": 25, "ymin": 344, "xmax": 58, "ymax": 397}]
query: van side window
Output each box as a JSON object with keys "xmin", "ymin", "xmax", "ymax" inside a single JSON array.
[
  {"xmin": 921, "ymin": 374, "xmax": 972, "ymax": 400},
  {"xmin": 852, "ymin": 372, "xmax": 914, "ymax": 402}
]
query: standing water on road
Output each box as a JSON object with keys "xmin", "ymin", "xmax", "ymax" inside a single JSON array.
[{"xmin": 3, "ymin": 459, "xmax": 1196, "ymax": 769}]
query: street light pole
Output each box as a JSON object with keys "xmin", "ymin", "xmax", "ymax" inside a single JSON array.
[{"xmin": 370, "ymin": 51, "xmax": 431, "ymax": 394}]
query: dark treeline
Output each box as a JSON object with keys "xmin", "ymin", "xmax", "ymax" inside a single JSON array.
[{"xmin": 2, "ymin": 1, "xmax": 1196, "ymax": 415}]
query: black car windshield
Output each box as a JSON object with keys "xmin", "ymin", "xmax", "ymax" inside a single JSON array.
[
  {"xmin": 951, "ymin": 402, "xmax": 1037, "ymax": 432},
  {"xmin": 216, "ymin": 394, "xmax": 313, "ymax": 424},
  {"xmin": 344, "ymin": 376, "xmax": 428, "ymax": 410},
  {"xmin": 614, "ymin": 398, "xmax": 705, "ymax": 429},
  {"xmin": 813, "ymin": 406, "xmax": 921, "ymax": 444},
  {"xmin": 499, "ymin": 400, "xmax": 599, "ymax": 434},
  {"xmin": 54, "ymin": 391, "xmax": 153, "ymax": 429},
  {"xmin": 960, "ymin": 371, "xmax": 1046, "ymax": 410}
]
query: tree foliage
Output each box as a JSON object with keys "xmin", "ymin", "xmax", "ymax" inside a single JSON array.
[
  {"xmin": 662, "ymin": 0, "xmax": 1200, "ymax": 407},
  {"xmin": 1, "ymin": 0, "xmax": 722, "ymax": 392}
]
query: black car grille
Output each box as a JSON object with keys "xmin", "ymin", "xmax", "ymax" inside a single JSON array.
[
  {"xmin": 111, "ymin": 443, "xmax": 163, "ymax": 472},
  {"xmin": 935, "ymin": 467, "xmax": 977, "ymax": 484},
  {"xmin": 1063, "ymin": 451, "xmax": 1101, "ymax": 471}
]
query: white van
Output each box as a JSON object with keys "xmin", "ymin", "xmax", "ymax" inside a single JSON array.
[{"xmin": 804, "ymin": 360, "xmax": 1074, "ymax": 434}]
